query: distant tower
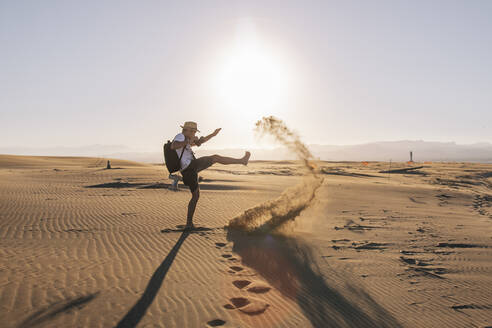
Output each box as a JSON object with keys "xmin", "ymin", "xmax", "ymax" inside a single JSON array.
[{"xmin": 409, "ymin": 151, "xmax": 413, "ymax": 162}]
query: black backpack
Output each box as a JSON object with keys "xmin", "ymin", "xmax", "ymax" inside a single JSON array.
[{"xmin": 163, "ymin": 140, "xmax": 186, "ymax": 173}]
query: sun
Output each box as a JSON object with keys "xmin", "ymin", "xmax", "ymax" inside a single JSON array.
[{"xmin": 214, "ymin": 22, "xmax": 288, "ymax": 116}]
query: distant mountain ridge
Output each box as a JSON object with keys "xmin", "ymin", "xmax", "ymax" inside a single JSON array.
[
  {"xmin": 1, "ymin": 141, "xmax": 491, "ymax": 163},
  {"xmin": 308, "ymin": 140, "xmax": 492, "ymax": 162}
]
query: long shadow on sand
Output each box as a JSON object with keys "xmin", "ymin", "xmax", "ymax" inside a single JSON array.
[
  {"xmin": 227, "ymin": 230, "xmax": 401, "ymax": 328},
  {"xmin": 115, "ymin": 231, "xmax": 189, "ymax": 328},
  {"xmin": 86, "ymin": 182, "xmax": 254, "ymax": 191},
  {"xmin": 140, "ymin": 183, "xmax": 252, "ymax": 191}
]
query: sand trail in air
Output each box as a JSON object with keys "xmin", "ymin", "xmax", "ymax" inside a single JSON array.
[{"xmin": 228, "ymin": 116, "xmax": 323, "ymax": 233}]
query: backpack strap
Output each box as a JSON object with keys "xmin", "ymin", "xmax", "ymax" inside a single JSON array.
[{"xmin": 179, "ymin": 143, "xmax": 186, "ymax": 161}]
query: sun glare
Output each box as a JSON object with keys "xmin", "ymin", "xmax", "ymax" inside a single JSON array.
[{"xmin": 214, "ymin": 21, "xmax": 288, "ymax": 116}]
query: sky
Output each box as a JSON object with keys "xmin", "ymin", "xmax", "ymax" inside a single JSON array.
[{"xmin": 1, "ymin": 0, "xmax": 491, "ymax": 152}]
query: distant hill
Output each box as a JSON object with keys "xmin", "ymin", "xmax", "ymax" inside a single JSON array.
[
  {"xmin": 308, "ymin": 141, "xmax": 492, "ymax": 162},
  {"xmin": 0, "ymin": 154, "xmax": 147, "ymax": 169},
  {"xmin": 0, "ymin": 144, "xmax": 131, "ymax": 157},
  {"xmin": 1, "ymin": 141, "xmax": 491, "ymax": 163}
]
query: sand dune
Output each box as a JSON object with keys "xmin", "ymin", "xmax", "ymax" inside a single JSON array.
[
  {"xmin": 0, "ymin": 155, "xmax": 491, "ymax": 327},
  {"xmin": 0, "ymin": 154, "xmax": 147, "ymax": 169}
]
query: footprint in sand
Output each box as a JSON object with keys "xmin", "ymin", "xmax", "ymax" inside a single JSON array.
[
  {"xmin": 223, "ymin": 297, "xmax": 269, "ymax": 315},
  {"xmin": 207, "ymin": 319, "xmax": 226, "ymax": 327},
  {"xmin": 232, "ymin": 280, "xmax": 251, "ymax": 289},
  {"xmin": 216, "ymin": 252, "xmax": 271, "ymax": 317},
  {"xmin": 247, "ymin": 285, "xmax": 271, "ymax": 294},
  {"xmin": 232, "ymin": 280, "xmax": 271, "ymax": 294},
  {"xmin": 215, "ymin": 242, "xmax": 227, "ymax": 249},
  {"xmin": 226, "ymin": 264, "xmax": 259, "ymax": 277}
]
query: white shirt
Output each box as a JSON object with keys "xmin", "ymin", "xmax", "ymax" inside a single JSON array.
[{"xmin": 173, "ymin": 133, "xmax": 195, "ymax": 171}]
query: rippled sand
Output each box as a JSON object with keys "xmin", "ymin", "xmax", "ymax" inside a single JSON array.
[{"xmin": 1, "ymin": 155, "xmax": 491, "ymax": 327}]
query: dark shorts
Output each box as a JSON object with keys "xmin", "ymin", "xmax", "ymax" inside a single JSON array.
[{"xmin": 181, "ymin": 156, "xmax": 214, "ymax": 192}]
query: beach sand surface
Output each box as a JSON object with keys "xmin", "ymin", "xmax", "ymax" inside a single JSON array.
[{"xmin": 0, "ymin": 155, "xmax": 491, "ymax": 327}]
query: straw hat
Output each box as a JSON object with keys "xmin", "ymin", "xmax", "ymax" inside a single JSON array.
[{"xmin": 180, "ymin": 121, "xmax": 200, "ymax": 132}]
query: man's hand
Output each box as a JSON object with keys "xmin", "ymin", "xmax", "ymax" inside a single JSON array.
[{"xmin": 212, "ymin": 128, "xmax": 221, "ymax": 137}]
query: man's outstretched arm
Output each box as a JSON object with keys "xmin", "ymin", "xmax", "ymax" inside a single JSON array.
[{"xmin": 197, "ymin": 128, "xmax": 221, "ymax": 146}]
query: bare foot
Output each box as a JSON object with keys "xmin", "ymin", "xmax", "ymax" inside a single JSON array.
[{"xmin": 242, "ymin": 151, "xmax": 251, "ymax": 166}]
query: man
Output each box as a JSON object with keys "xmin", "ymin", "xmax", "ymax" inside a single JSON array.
[{"xmin": 171, "ymin": 121, "xmax": 250, "ymax": 229}]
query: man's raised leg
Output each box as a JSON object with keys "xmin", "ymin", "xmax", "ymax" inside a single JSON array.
[{"xmin": 210, "ymin": 151, "xmax": 250, "ymax": 165}]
